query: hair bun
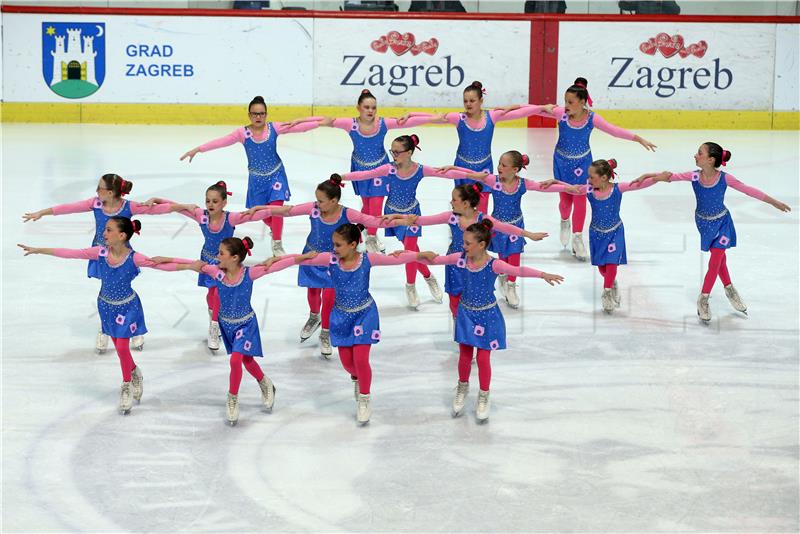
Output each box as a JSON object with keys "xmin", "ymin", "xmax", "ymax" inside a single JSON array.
[
  {"xmin": 722, "ymin": 149, "xmax": 732, "ymax": 163},
  {"xmin": 470, "ymin": 80, "xmax": 483, "ymax": 90},
  {"xmin": 608, "ymin": 158, "xmax": 617, "ymax": 169},
  {"xmin": 132, "ymin": 220, "xmax": 142, "ymax": 234},
  {"xmin": 216, "ymin": 180, "xmax": 227, "ymax": 188},
  {"xmin": 329, "ymin": 173, "xmax": 343, "ymax": 184},
  {"xmin": 242, "ymin": 236, "xmax": 254, "ymax": 251},
  {"xmin": 361, "ymin": 89, "xmax": 371, "ymax": 95},
  {"xmin": 521, "ymin": 154, "xmax": 530, "ymax": 166},
  {"xmin": 410, "ymin": 134, "xmax": 419, "ymax": 147},
  {"xmin": 480, "ymin": 218, "xmax": 494, "ymax": 230}
]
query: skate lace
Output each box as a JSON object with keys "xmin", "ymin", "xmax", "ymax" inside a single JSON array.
[
  {"xmin": 227, "ymin": 395, "xmax": 237, "ymax": 411},
  {"xmin": 477, "ymin": 394, "xmax": 488, "ymax": 410}
]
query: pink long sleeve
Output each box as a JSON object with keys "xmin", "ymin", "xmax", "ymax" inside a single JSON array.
[
  {"xmin": 331, "ymin": 118, "xmax": 353, "ymax": 130},
  {"xmin": 492, "ymin": 260, "xmax": 543, "ymax": 278},
  {"xmin": 414, "ymin": 211, "xmax": 454, "ymax": 226},
  {"xmin": 427, "ymin": 252, "xmax": 461, "ymax": 265},
  {"xmin": 443, "ymin": 112, "xmax": 462, "ymax": 125},
  {"xmin": 346, "ymin": 210, "xmax": 393, "ymax": 228},
  {"xmin": 273, "ymin": 121, "xmax": 320, "ymax": 135},
  {"xmin": 51, "ymin": 198, "xmax": 95, "ymax": 215},
  {"xmin": 486, "ymin": 216, "xmax": 525, "ymax": 236},
  {"xmin": 618, "ymin": 178, "xmax": 659, "ymax": 193},
  {"xmin": 593, "ymin": 114, "xmax": 636, "ymax": 141},
  {"xmin": 177, "ymin": 207, "xmax": 206, "ymax": 223},
  {"xmin": 342, "ymin": 164, "xmax": 393, "ymax": 182},
  {"xmin": 52, "ymin": 247, "xmax": 101, "ymax": 260},
  {"xmin": 493, "ymin": 105, "xmax": 551, "ymax": 122},
  {"xmin": 249, "ymin": 256, "xmax": 300, "ymax": 280},
  {"xmin": 523, "ymin": 178, "xmax": 570, "ymax": 193},
  {"xmin": 133, "ymin": 253, "xmax": 194, "ymax": 271},
  {"xmin": 198, "ymin": 129, "xmax": 245, "ymax": 152},
  {"xmin": 367, "ymin": 251, "xmax": 418, "ymax": 266},
  {"xmin": 129, "ymin": 201, "xmax": 175, "ymax": 215},
  {"xmin": 299, "ymin": 253, "xmax": 333, "ymax": 267},
  {"xmin": 421, "ymin": 165, "xmax": 465, "ymax": 180},
  {"xmin": 725, "ymin": 174, "xmax": 767, "ymax": 200},
  {"xmin": 383, "ymin": 116, "xmax": 437, "ymax": 129}
]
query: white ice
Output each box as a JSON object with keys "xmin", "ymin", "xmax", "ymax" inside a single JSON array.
[{"xmin": 2, "ymin": 123, "xmax": 798, "ymax": 532}]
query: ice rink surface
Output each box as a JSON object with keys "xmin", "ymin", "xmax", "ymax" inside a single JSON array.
[{"xmin": 2, "ymin": 123, "xmax": 798, "ymax": 532}]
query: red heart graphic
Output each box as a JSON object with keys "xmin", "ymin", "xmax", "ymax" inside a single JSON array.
[
  {"xmin": 422, "ymin": 37, "xmax": 439, "ymax": 55},
  {"xmin": 678, "ymin": 45, "xmax": 691, "ymax": 58},
  {"xmin": 410, "ymin": 43, "xmax": 423, "ymax": 56},
  {"xmin": 692, "ymin": 40, "xmax": 708, "ymax": 58},
  {"xmin": 656, "ymin": 32, "xmax": 684, "ymax": 58},
  {"xmin": 639, "ymin": 37, "xmax": 657, "ymax": 55},
  {"xmin": 387, "ymin": 31, "xmax": 415, "ymax": 56},
  {"xmin": 371, "ymin": 36, "xmax": 388, "ymax": 53}
]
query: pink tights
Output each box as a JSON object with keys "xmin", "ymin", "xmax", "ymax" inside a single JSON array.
[
  {"xmin": 597, "ymin": 264, "xmax": 618, "ymax": 289},
  {"xmin": 261, "ymin": 200, "xmax": 285, "ymax": 240},
  {"xmin": 229, "ymin": 351, "xmax": 265, "ymax": 395},
  {"xmin": 458, "ymin": 344, "xmax": 492, "ymax": 391},
  {"xmin": 702, "ymin": 247, "xmax": 732, "ymax": 293},
  {"xmin": 307, "ymin": 287, "xmax": 336, "ymax": 329},
  {"xmin": 558, "ymin": 192, "xmax": 587, "ymax": 233},
  {"xmin": 403, "ymin": 236, "xmax": 431, "ymax": 284},
  {"xmin": 206, "ymin": 286, "xmax": 220, "ymax": 321},
  {"xmin": 112, "ymin": 337, "xmax": 137, "ymax": 382},
  {"xmin": 338, "ymin": 344, "xmax": 372, "ymax": 394},
  {"xmin": 361, "ymin": 196, "xmax": 385, "ymax": 236}
]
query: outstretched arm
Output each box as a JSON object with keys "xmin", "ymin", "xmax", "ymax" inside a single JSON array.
[
  {"xmin": 492, "ymin": 260, "xmax": 564, "ymax": 286},
  {"xmin": 250, "ymin": 254, "xmax": 310, "ymax": 280},
  {"xmin": 367, "ymin": 251, "xmax": 420, "ymax": 266},
  {"xmin": 593, "ymin": 113, "xmax": 656, "ymax": 151},
  {"xmin": 421, "ymin": 165, "xmax": 470, "ymax": 180},
  {"xmin": 341, "ymin": 164, "xmax": 393, "ymax": 182},
  {"xmin": 231, "ymin": 203, "xmax": 301, "ymax": 224},
  {"xmin": 491, "ymin": 104, "xmax": 555, "ymax": 122},
  {"xmin": 486, "ymin": 215, "xmax": 549, "ymax": 241},
  {"xmin": 130, "ymin": 201, "xmax": 198, "ymax": 216},
  {"xmin": 273, "ymin": 121, "xmax": 323, "ymax": 135},
  {"xmin": 181, "ymin": 128, "xmax": 245, "ymax": 162},
  {"xmin": 18, "ymin": 245, "xmax": 101, "ymax": 259},
  {"xmin": 24, "ymin": 197, "xmax": 96, "ymax": 221},
  {"xmin": 725, "ymin": 174, "xmax": 791, "ymax": 212},
  {"xmin": 618, "ymin": 177, "xmax": 661, "ymax": 193},
  {"xmin": 134, "ymin": 253, "xmax": 201, "ymax": 271}
]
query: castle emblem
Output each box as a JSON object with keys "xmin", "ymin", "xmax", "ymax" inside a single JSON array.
[{"xmin": 42, "ymin": 22, "xmax": 106, "ymax": 99}]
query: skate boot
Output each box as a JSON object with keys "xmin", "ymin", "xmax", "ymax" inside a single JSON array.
[
  {"xmin": 119, "ymin": 381, "xmax": 133, "ymax": 415},
  {"xmin": 364, "ymin": 235, "xmax": 381, "ymax": 253},
  {"xmin": 559, "ymin": 218, "xmax": 571, "ymax": 248},
  {"xmin": 226, "ymin": 393, "xmax": 239, "ymax": 426},
  {"xmin": 258, "ymin": 376, "xmax": 276, "ymax": 412},
  {"xmin": 131, "ymin": 366, "xmax": 143, "ymax": 403},
  {"xmin": 724, "ymin": 284, "xmax": 747, "ymax": 314},
  {"xmin": 612, "ymin": 280, "xmax": 621, "ymax": 308},
  {"xmin": 131, "ymin": 335, "xmax": 144, "ymax": 351},
  {"xmin": 476, "ymin": 389, "xmax": 491, "ymax": 422},
  {"xmin": 452, "ymin": 381, "xmax": 469, "ymax": 417},
  {"xmin": 571, "ymin": 233, "xmax": 588, "ymax": 261},
  {"xmin": 424, "ymin": 274, "xmax": 444, "ymax": 304},
  {"xmin": 356, "ymin": 393, "xmax": 371, "ymax": 425},
  {"xmin": 602, "ymin": 288, "xmax": 615, "ymax": 314},
  {"xmin": 405, "ymin": 283, "xmax": 420, "ymax": 310},
  {"xmin": 319, "ymin": 328, "xmax": 333, "ymax": 359},
  {"xmin": 207, "ymin": 321, "xmax": 221, "ymax": 351},
  {"xmin": 95, "ymin": 331, "xmax": 109, "ymax": 354},
  {"xmin": 697, "ymin": 293, "xmax": 711, "ymax": 323},
  {"xmin": 300, "ymin": 312, "xmax": 321, "ymax": 342},
  {"xmin": 271, "ymin": 239, "xmax": 286, "ymax": 257},
  {"xmin": 505, "ymin": 282, "xmax": 520, "ymax": 309}
]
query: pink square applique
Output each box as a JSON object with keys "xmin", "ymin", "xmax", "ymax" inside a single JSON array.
[
  {"xmin": 490, "ymin": 340, "xmax": 500, "ymax": 350},
  {"xmin": 98, "ymin": 247, "xmax": 109, "ymax": 257},
  {"xmin": 129, "ymin": 323, "xmax": 137, "ymax": 333},
  {"xmin": 243, "ymin": 340, "xmax": 252, "ymax": 351},
  {"xmin": 373, "ymin": 178, "xmax": 383, "ymax": 187},
  {"xmin": 482, "ymin": 168, "xmax": 491, "ymax": 174},
  {"xmin": 608, "ymin": 243, "xmax": 617, "ymax": 253},
  {"xmin": 560, "ymin": 113, "xmax": 568, "ymax": 122},
  {"xmin": 473, "ymin": 325, "xmax": 485, "ymax": 336},
  {"xmin": 449, "ymin": 214, "xmax": 459, "ymax": 224},
  {"xmin": 310, "ymin": 207, "xmax": 321, "ymax": 219},
  {"xmin": 350, "ymin": 122, "xmax": 359, "ymax": 131},
  {"xmin": 115, "ymin": 314, "xmax": 125, "ymax": 325},
  {"xmin": 456, "ymin": 258, "xmax": 467, "ymax": 268},
  {"xmin": 200, "ymin": 215, "xmax": 209, "ymax": 225},
  {"xmin": 460, "ymin": 112, "xmax": 468, "ymax": 121},
  {"xmin": 388, "ymin": 166, "xmax": 397, "ymax": 175},
  {"xmin": 493, "ymin": 182, "xmax": 503, "ymax": 191},
  {"xmin": 244, "ymin": 129, "xmax": 253, "ymax": 138},
  {"xmin": 692, "ymin": 171, "xmax": 700, "ymax": 182},
  {"xmin": 215, "ymin": 272, "xmax": 225, "ymax": 281},
  {"xmin": 370, "ymin": 330, "xmax": 381, "ymax": 341},
  {"xmin": 509, "ymin": 235, "xmax": 519, "ymax": 242},
  {"xmin": 272, "ymin": 182, "xmax": 282, "ymax": 191},
  {"xmin": 93, "ymin": 198, "xmax": 103, "ymax": 209},
  {"xmin": 235, "ymin": 329, "xmax": 244, "ymax": 340},
  {"xmin": 587, "ymin": 185, "xmax": 594, "ymax": 193},
  {"xmin": 409, "ymin": 225, "xmax": 419, "ymax": 234},
  {"xmin": 719, "ymin": 235, "xmax": 730, "ymax": 246},
  {"xmin": 574, "ymin": 168, "xmax": 583, "ymax": 177},
  {"xmin": 329, "ymin": 255, "xmax": 339, "ymax": 265},
  {"xmin": 354, "ymin": 325, "xmax": 364, "ymax": 336}
]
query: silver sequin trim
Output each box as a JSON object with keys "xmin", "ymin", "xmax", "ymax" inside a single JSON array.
[
  {"xmin": 248, "ymin": 161, "xmax": 283, "ymax": 177},
  {"xmin": 695, "ymin": 209, "xmax": 728, "ymax": 221},
  {"xmin": 336, "ymin": 297, "xmax": 374, "ymax": 313},
  {"xmin": 460, "ymin": 300, "xmax": 498, "ymax": 312},
  {"xmin": 201, "ymin": 249, "xmax": 217, "ymax": 261},
  {"xmin": 456, "ymin": 152, "xmax": 491, "ymax": 165},
  {"xmin": 385, "ymin": 199, "xmax": 419, "ymax": 213},
  {"xmin": 99, "ymin": 292, "xmax": 137, "ymax": 306},
  {"xmin": 219, "ymin": 311, "xmax": 255, "ymax": 324},
  {"xmin": 590, "ymin": 220, "xmax": 622, "ymax": 233},
  {"xmin": 555, "ymin": 147, "xmax": 591, "ymax": 159},
  {"xmin": 494, "ymin": 213, "xmax": 523, "ymax": 225},
  {"xmin": 352, "ymin": 154, "xmax": 388, "ymax": 167}
]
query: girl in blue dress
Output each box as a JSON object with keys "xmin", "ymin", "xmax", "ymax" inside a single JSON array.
[
  {"xmin": 635, "ymin": 143, "xmax": 791, "ymax": 323},
  {"xmin": 18, "ymin": 217, "xmax": 191, "ymax": 415},
  {"xmin": 339, "ymin": 134, "xmax": 466, "ymax": 309},
  {"xmin": 424, "ymin": 220, "xmax": 563, "ymax": 422},
  {"xmin": 282, "ymin": 89, "xmax": 434, "ymax": 253},
  {"xmin": 513, "ymin": 77, "xmax": 657, "ymax": 260},
  {"xmin": 297, "ymin": 223, "xmax": 432, "ymax": 426},
  {"xmin": 180, "ymin": 96, "xmax": 321, "ymax": 257},
  {"xmin": 22, "ymin": 174, "xmax": 194, "ymax": 353},
  {"xmin": 543, "ymin": 159, "xmax": 663, "ymax": 314},
  {"xmin": 170, "ymin": 237, "xmax": 316, "ymax": 425},
  {"xmin": 248, "ymin": 175, "xmax": 409, "ymax": 358}
]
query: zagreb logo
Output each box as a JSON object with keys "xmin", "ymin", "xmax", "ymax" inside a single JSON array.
[
  {"xmin": 639, "ymin": 33, "xmax": 708, "ymax": 59},
  {"xmin": 42, "ymin": 22, "xmax": 106, "ymax": 99},
  {"xmin": 370, "ymin": 31, "xmax": 439, "ymax": 56}
]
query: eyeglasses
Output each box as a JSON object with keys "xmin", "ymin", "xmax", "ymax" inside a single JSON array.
[
  {"xmin": 249, "ymin": 112, "xmax": 266, "ymax": 117},
  {"xmin": 390, "ymin": 149, "xmax": 410, "ymax": 157}
]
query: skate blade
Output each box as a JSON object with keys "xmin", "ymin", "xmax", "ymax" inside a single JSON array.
[
  {"xmin": 357, "ymin": 419, "xmax": 370, "ymax": 426},
  {"xmin": 452, "ymin": 409, "xmax": 463, "ymax": 418},
  {"xmin": 133, "ymin": 345, "xmax": 144, "ymax": 351},
  {"xmin": 119, "ymin": 408, "xmax": 131, "ymax": 415},
  {"xmin": 603, "ymin": 309, "xmax": 613, "ymax": 315},
  {"xmin": 226, "ymin": 419, "xmax": 238, "ymax": 426},
  {"xmin": 476, "ymin": 417, "xmax": 489, "ymax": 424},
  {"xmin": 320, "ymin": 352, "xmax": 332, "ymax": 360}
]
